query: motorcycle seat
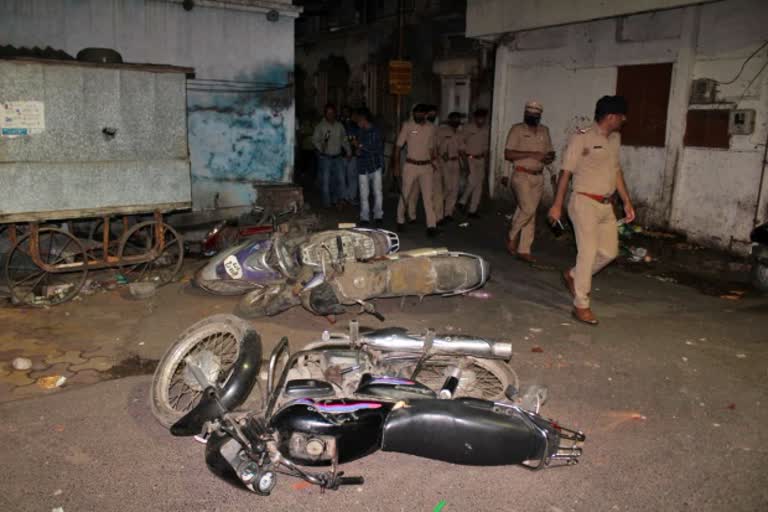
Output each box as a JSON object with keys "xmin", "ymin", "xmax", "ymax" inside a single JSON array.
[{"xmin": 285, "ymin": 379, "xmax": 335, "ymax": 399}]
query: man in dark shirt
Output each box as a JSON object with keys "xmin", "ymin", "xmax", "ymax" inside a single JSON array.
[{"xmin": 354, "ymin": 108, "xmax": 384, "ymax": 226}]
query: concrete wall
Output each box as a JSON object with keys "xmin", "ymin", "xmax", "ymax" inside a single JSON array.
[
  {"xmin": 467, "ymin": 0, "xmax": 712, "ymax": 38},
  {"xmin": 0, "ymin": 0, "xmax": 299, "ymax": 211},
  {"xmin": 489, "ymin": 0, "xmax": 768, "ymax": 254}
]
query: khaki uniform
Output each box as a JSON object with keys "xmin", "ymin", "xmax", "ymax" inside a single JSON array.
[
  {"xmin": 407, "ymin": 124, "xmax": 450, "ymax": 221},
  {"xmin": 437, "ymin": 124, "xmax": 464, "ymax": 217},
  {"xmin": 505, "ymin": 123, "xmax": 553, "ymax": 253},
  {"xmin": 396, "ymin": 120, "xmax": 437, "ymax": 228},
  {"xmin": 460, "ymin": 122, "xmax": 490, "ymax": 213},
  {"xmin": 561, "ymin": 125, "xmax": 622, "ymax": 309}
]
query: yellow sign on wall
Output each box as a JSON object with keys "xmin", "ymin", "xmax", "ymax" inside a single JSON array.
[{"xmin": 388, "ymin": 60, "xmax": 413, "ymax": 96}]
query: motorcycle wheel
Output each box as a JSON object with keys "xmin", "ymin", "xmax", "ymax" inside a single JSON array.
[
  {"xmin": 150, "ymin": 314, "xmax": 250, "ymax": 428},
  {"xmin": 234, "ymin": 284, "xmax": 287, "ymax": 319},
  {"xmin": 752, "ymin": 262, "xmax": 768, "ymax": 293},
  {"xmin": 412, "ymin": 356, "xmax": 518, "ymax": 402}
]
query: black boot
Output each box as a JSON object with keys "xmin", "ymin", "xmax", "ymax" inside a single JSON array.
[
  {"xmin": 397, "ymin": 223, "xmax": 406, "ymax": 233},
  {"xmin": 427, "ymin": 227, "xmax": 438, "ymax": 238}
]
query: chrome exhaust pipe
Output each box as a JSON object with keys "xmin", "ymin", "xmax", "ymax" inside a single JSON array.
[{"xmin": 362, "ymin": 328, "xmax": 512, "ymax": 361}]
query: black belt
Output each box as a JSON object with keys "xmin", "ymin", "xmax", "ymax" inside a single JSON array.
[
  {"xmin": 320, "ymin": 153, "xmax": 341, "ymax": 158},
  {"xmin": 406, "ymin": 158, "xmax": 432, "ymax": 166}
]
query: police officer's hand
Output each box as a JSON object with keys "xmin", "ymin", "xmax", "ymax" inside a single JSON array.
[
  {"xmin": 548, "ymin": 204, "xmax": 562, "ymax": 223},
  {"xmin": 543, "ymin": 151, "xmax": 556, "ymax": 165},
  {"xmin": 623, "ymin": 202, "xmax": 636, "ymax": 223}
]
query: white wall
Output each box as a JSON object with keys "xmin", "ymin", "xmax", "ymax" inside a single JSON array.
[
  {"xmin": 0, "ymin": 0, "xmax": 299, "ymax": 211},
  {"xmin": 489, "ymin": 0, "xmax": 768, "ymax": 254}
]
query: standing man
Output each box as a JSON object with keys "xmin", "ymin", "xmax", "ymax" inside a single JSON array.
[
  {"xmin": 437, "ymin": 112, "xmax": 464, "ymax": 223},
  {"xmin": 407, "ymin": 105, "xmax": 441, "ymax": 223},
  {"xmin": 459, "ymin": 108, "xmax": 490, "ymax": 218},
  {"xmin": 549, "ymin": 95, "xmax": 635, "ymax": 326},
  {"xmin": 394, "ymin": 103, "xmax": 439, "ymax": 237},
  {"xmin": 343, "ymin": 108, "xmax": 360, "ymax": 205},
  {"xmin": 355, "ymin": 108, "xmax": 385, "ymax": 226},
  {"xmin": 504, "ymin": 100, "xmax": 555, "ymax": 263},
  {"xmin": 312, "ymin": 103, "xmax": 350, "ymax": 209}
]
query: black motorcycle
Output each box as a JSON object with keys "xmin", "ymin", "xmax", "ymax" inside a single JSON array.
[{"xmin": 164, "ymin": 320, "xmax": 585, "ymax": 495}]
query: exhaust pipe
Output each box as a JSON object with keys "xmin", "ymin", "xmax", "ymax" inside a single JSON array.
[{"xmin": 362, "ymin": 328, "xmax": 512, "ymax": 361}]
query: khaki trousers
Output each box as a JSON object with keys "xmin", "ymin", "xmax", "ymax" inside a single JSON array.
[
  {"xmin": 442, "ymin": 160, "xmax": 461, "ymax": 217},
  {"xmin": 508, "ymin": 171, "xmax": 545, "ymax": 254},
  {"xmin": 432, "ymin": 164, "xmax": 445, "ymax": 221},
  {"xmin": 460, "ymin": 157, "xmax": 485, "ymax": 213},
  {"xmin": 398, "ymin": 163, "xmax": 437, "ymax": 228},
  {"xmin": 568, "ymin": 193, "xmax": 619, "ymax": 309}
]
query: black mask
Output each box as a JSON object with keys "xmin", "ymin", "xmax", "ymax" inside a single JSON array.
[
  {"xmin": 414, "ymin": 115, "xmax": 426, "ymax": 124},
  {"xmin": 427, "ymin": 115, "xmax": 436, "ymax": 123},
  {"xmin": 448, "ymin": 120, "xmax": 460, "ymax": 128},
  {"xmin": 524, "ymin": 115, "xmax": 540, "ymax": 126}
]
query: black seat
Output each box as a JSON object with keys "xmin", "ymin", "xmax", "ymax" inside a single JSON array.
[{"xmin": 381, "ymin": 399, "xmax": 544, "ymax": 466}]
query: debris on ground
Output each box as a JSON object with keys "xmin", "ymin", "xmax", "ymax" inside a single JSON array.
[
  {"xmin": 727, "ymin": 403, "xmax": 736, "ymax": 410},
  {"xmin": 627, "ymin": 247, "xmax": 649, "ymax": 263},
  {"xmin": 644, "ymin": 230, "xmax": 677, "ymax": 239},
  {"xmin": 719, "ymin": 290, "xmax": 746, "ymax": 300},
  {"xmin": 37, "ymin": 375, "xmax": 67, "ymax": 389},
  {"xmin": 458, "ymin": 222, "xmax": 469, "ymax": 228},
  {"xmin": 529, "ymin": 327, "xmax": 543, "ymax": 333},
  {"xmin": 52, "ymin": 424, "xmax": 65, "ymax": 432},
  {"xmin": 115, "ymin": 273, "xmax": 129, "ymax": 285},
  {"xmin": 467, "ymin": 290, "xmax": 491, "ymax": 299},
  {"xmin": 653, "ymin": 275, "xmax": 677, "ymax": 284},
  {"xmin": 736, "ymin": 353, "xmax": 747, "ymax": 359},
  {"xmin": 531, "ymin": 346, "xmax": 544, "ymax": 353},
  {"xmin": 128, "ymin": 282, "xmax": 157, "ymax": 299},
  {"xmin": 12, "ymin": 357, "xmax": 32, "ymax": 371}
]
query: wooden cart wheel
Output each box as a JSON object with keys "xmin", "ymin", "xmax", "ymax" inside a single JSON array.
[
  {"xmin": 5, "ymin": 228, "xmax": 89, "ymax": 306},
  {"xmin": 117, "ymin": 221, "xmax": 184, "ymax": 285}
]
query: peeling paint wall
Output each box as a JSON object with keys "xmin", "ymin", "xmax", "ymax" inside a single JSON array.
[
  {"xmin": 0, "ymin": 0, "xmax": 298, "ymax": 211},
  {"xmin": 489, "ymin": 0, "xmax": 768, "ymax": 254}
]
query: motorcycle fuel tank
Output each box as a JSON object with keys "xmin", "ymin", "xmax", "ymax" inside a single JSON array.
[{"xmin": 270, "ymin": 399, "xmax": 393, "ymax": 466}]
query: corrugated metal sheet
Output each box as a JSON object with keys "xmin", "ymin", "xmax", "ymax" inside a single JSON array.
[{"xmin": 0, "ymin": 59, "xmax": 192, "ymax": 222}]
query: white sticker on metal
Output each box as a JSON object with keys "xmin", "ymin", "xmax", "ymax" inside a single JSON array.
[{"xmin": 223, "ymin": 255, "xmax": 243, "ymax": 279}]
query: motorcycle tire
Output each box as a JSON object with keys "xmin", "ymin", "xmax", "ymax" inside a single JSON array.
[
  {"xmin": 235, "ymin": 284, "xmax": 293, "ymax": 319},
  {"xmin": 150, "ymin": 314, "xmax": 252, "ymax": 428}
]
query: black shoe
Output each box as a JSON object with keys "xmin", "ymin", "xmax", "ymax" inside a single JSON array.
[
  {"xmin": 397, "ymin": 223, "xmax": 406, "ymax": 233},
  {"xmin": 359, "ymin": 219, "xmax": 370, "ymax": 226},
  {"xmin": 468, "ymin": 212, "xmax": 480, "ymax": 219},
  {"xmin": 437, "ymin": 218, "xmax": 446, "ymax": 227},
  {"xmin": 408, "ymin": 218, "xmax": 417, "ymax": 224},
  {"xmin": 443, "ymin": 215, "xmax": 454, "ymax": 223},
  {"xmin": 457, "ymin": 203, "xmax": 467, "ymax": 214},
  {"xmin": 427, "ymin": 227, "xmax": 438, "ymax": 238},
  {"xmin": 375, "ymin": 219, "xmax": 384, "ymax": 227}
]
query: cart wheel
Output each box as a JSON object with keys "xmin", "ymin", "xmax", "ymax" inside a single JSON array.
[
  {"xmin": 85, "ymin": 219, "xmax": 127, "ymax": 258},
  {"xmin": 5, "ymin": 228, "xmax": 89, "ymax": 306},
  {"xmin": 117, "ymin": 221, "xmax": 183, "ymax": 285}
]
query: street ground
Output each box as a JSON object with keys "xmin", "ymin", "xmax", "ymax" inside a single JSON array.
[{"xmin": 1, "ymin": 201, "xmax": 767, "ymax": 511}]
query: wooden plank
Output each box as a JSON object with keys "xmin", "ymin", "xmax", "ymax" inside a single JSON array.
[{"xmin": 0, "ymin": 202, "xmax": 191, "ymax": 224}]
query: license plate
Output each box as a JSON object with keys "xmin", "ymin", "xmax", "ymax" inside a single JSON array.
[{"xmin": 223, "ymin": 255, "xmax": 243, "ymax": 279}]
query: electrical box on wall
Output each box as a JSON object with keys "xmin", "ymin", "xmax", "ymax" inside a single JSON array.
[
  {"xmin": 729, "ymin": 109, "xmax": 756, "ymax": 135},
  {"xmin": 690, "ymin": 78, "xmax": 717, "ymax": 104}
]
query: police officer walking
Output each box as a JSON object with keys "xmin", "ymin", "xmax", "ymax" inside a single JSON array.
[
  {"xmin": 459, "ymin": 108, "xmax": 490, "ymax": 218},
  {"xmin": 437, "ymin": 112, "xmax": 464, "ymax": 223},
  {"xmin": 504, "ymin": 101, "xmax": 555, "ymax": 263},
  {"xmin": 549, "ymin": 95, "xmax": 635, "ymax": 325},
  {"xmin": 394, "ymin": 104, "xmax": 438, "ymax": 237}
]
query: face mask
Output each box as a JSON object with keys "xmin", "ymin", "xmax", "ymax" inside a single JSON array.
[
  {"xmin": 427, "ymin": 115, "xmax": 436, "ymax": 123},
  {"xmin": 449, "ymin": 120, "xmax": 460, "ymax": 128},
  {"xmin": 524, "ymin": 115, "xmax": 540, "ymax": 126},
  {"xmin": 414, "ymin": 115, "xmax": 426, "ymax": 124}
]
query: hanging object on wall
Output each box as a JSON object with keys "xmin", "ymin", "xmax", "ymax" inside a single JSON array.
[
  {"xmin": 388, "ymin": 60, "xmax": 412, "ymax": 96},
  {"xmin": 182, "ymin": 0, "xmax": 194, "ymax": 11},
  {"xmin": 728, "ymin": 109, "xmax": 756, "ymax": 135},
  {"xmin": 690, "ymin": 78, "xmax": 718, "ymax": 104},
  {"xmin": 267, "ymin": 9, "xmax": 280, "ymax": 22}
]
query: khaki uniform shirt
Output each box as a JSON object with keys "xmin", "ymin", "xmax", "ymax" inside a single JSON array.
[
  {"xmin": 462, "ymin": 122, "xmax": 490, "ymax": 157},
  {"xmin": 561, "ymin": 125, "xmax": 621, "ymax": 196},
  {"xmin": 504, "ymin": 123, "xmax": 553, "ymax": 172},
  {"xmin": 396, "ymin": 120, "xmax": 436, "ymax": 161},
  {"xmin": 312, "ymin": 119, "xmax": 350, "ymax": 156},
  {"xmin": 437, "ymin": 125, "xmax": 463, "ymax": 159}
]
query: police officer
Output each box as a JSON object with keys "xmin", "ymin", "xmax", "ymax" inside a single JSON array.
[
  {"xmin": 459, "ymin": 108, "xmax": 490, "ymax": 217},
  {"xmin": 407, "ymin": 105, "xmax": 442, "ymax": 224},
  {"xmin": 504, "ymin": 100, "xmax": 555, "ymax": 263},
  {"xmin": 548, "ymin": 95, "xmax": 635, "ymax": 325},
  {"xmin": 437, "ymin": 112, "xmax": 464, "ymax": 223},
  {"xmin": 394, "ymin": 103, "xmax": 438, "ymax": 237}
]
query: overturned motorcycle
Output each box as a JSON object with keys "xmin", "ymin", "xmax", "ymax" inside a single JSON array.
[
  {"xmin": 194, "ymin": 228, "xmax": 400, "ymax": 296},
  {"xmin": 151, "ymin": 315, "xmax": 585, "ymax": 494},
  {"xmin": 235, "ymin": 247, "xmax": 490, "ymax": 320}
]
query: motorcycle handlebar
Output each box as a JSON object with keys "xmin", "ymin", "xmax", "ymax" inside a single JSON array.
[{"xmin": 337, "ymin": 476, "xmax": 364, "ymax": 486}]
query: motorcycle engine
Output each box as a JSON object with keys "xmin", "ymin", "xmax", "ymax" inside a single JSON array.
[{"xmin": 288, "ymin": 432, "xmax": 337, "ymax": 462}]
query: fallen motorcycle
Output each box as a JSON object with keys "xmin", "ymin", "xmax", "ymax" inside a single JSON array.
[
  {"xmin": 151, "ymin": 316, "xmax": 584, "ymax": 495},
  {"xmin": 235, "ymin": 248, "xmax": 490, "ymax": 319},
  {"xmin": 193, "ymin": 228, "xmax": 400, "ymax": 296}
]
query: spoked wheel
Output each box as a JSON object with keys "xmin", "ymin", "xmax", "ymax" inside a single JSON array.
[
  {"xmin": 405, "ymin": 356, "xmax": 517, "ymax": 401},
  {"xmin": 151, "ymin": 314, "xmax": 252, "ymax": 427},
  {"xmin": 5, "ymin": 228, "xmax": 89, "ymax": 306},
  {"xmin": 84, "ymin": 218, "xmax": 129, "ymax": 259},
  {"xmin": 118, "ymin": 221, "xmax": 183, "ymax": 285}
]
